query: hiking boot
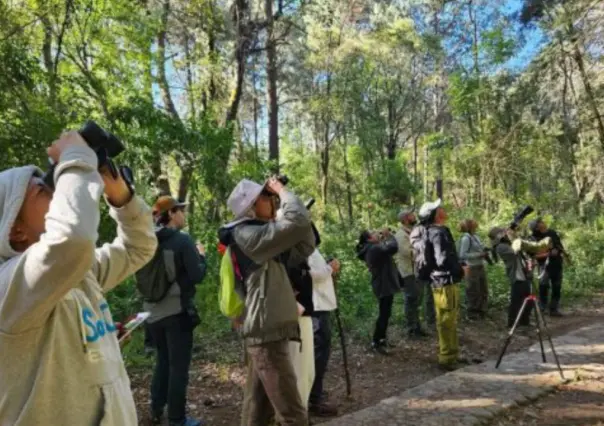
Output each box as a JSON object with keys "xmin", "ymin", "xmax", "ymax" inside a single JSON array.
[
  {"xmin": 309, "ymin": 400, "xmax": 338, "ymax": 417},
  {"xmin": 150, "ymin": 410, "xmax": 163, "ymax": 425},
  {"xmin": 438, "ymin": 362, "xmax": 459, "ymax": 372},
  {"xmin": 169, "ymin": 418, "xmax": 204, "ymax": 426},
  {"xmin": 550, "ymin": 310, "xmax": 564, "ymax": 317},
  {"xmin": 371, "ymin": 341, "xmax": 390, "ymax": 355}
]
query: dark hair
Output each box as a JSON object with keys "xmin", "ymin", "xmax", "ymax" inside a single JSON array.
[
  {"xmin": 156, "ymin": 207, "xmax": 182, "ymax": 226},
  {"xmin": 356, "ymin": 230, "xmax": 371, "ymax": 251}
]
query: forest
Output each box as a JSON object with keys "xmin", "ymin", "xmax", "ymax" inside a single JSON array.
[{"xmin": 1, "ymin": 0, "xmax": 604, "ymax": 422}]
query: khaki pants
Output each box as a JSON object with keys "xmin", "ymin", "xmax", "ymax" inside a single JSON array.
[
  {"xmin": 241, "ymin": 340, "xmax": 308, "ymax": 426},
  {"xmin": 465, "ymin": 265, "xmax": 488, "ymax": 315},
  {"xmin": 432, "ymin": 284, "xmax": 460, "ymax": 366},
  {"xmin": 288, "ymin": 316, "xmax": 315, "ymax": 410}
]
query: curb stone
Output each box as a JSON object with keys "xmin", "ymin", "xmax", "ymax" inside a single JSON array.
[{"xmin": 321, "ymin": 324, "xmax": 604, "ymax": 426}]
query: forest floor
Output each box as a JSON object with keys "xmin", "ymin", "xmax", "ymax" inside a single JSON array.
[{"xmin": 130, "ymin": 292, "xmax": 604, "ymax": 426}]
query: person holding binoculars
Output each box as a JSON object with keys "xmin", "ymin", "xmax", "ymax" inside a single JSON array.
[
  {"xmin": 0, "ymin": 129, "xmax": 157, "ymax": 426},
  {"xmin": 219, "ymin": 176, "xmax": 315, "ymax": 426}
]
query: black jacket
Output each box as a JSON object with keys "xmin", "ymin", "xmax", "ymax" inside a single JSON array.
[
  {"xmin": 357, "ymin": 236, "xmax": 401, "ymax": 298},
  {"xmin": 156, "ymin": 227, "xmax": 207, "ymax": 308},
  {"xmin": 532, "ymin": 229, "xmax": 564, "ymax": 276},
  {"xmin": 428, "ymin": 225, "xmax": 463, "ymax": 286}
]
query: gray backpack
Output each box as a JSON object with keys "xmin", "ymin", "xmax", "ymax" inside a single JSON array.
[{"xmin": 135, "ymin": 247, "xmax": 177, "ymax": 303}]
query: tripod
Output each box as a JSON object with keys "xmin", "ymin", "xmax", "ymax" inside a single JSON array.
[{"xmin": 495, "ymin": 294, "xmax": 565, "ymax": 380}]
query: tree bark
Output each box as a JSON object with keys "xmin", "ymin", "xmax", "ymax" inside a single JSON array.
[
  {"xmin": 266, "ymin": 0, "xmax": 279, "ymax": 170},
  {"xmin": 157, "ymin": 0, "xmax": 178, "ymax": 119},
  {"xmin": 343, "ymin": 132, "xmax": 354, "ymax": 225},
  {"xmin": 571, "ymin": 43, "xmax": 604, "ymax": 149}
]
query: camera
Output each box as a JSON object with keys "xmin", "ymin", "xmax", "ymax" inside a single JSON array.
[
  {"xmin": 510, "ymin": 205, "xmax": 534, "ymax": 230},
  {"xmin": 43, "ymin": 120, "xmax": 126, "ymax": 189}
]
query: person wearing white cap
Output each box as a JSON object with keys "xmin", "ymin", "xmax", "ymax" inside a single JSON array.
[
  {"xmin": 0, "ymin": 131, "xmax": 157, "ymax": 425},
  {"xmin": 218, "ymin": 177, "xmax": 315, "ymax": 426},
  {"xmin": 417, "ymin": 199, "xmax": 465, "ymax": 371}
]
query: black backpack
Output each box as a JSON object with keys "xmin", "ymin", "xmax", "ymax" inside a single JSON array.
[
  {"xmin": 409, "ymin": 224, "xmax": 436, "ymax": 281},
  {"xmin": 135, "ymin": 246, "xmax": 177, "ymax": 303}
]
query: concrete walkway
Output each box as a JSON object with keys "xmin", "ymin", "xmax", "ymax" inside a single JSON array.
[{"xmin": 322, "ymin": 323, "xmax": 604, "ymax": 426}]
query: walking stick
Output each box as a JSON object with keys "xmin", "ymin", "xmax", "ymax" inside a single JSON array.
[
  {"xmin": 334, "ymin": 307, "xmax": 352, "ymax": 396},
  {"xmin": 330, "ymin": 270, "xmax": 352, "ymax": 397}
]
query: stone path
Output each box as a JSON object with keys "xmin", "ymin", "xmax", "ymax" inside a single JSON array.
[{"xmin": 321, "ymin": 323, "xmax": 604, "ymax": 426}]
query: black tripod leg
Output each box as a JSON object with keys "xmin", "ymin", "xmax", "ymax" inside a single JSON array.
[
  {"xmin": 534, "ymin": 300, "xmax": 547, "ymax": 362},
  {"xmin": 496, "ymin": 297, "xmax": 530, "ymax": 369},
  {"xmin": 535, "ymin": 303, "xmax": 565, "ymax": 380}
]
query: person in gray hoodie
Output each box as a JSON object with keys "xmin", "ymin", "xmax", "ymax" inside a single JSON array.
[
  {"xmin": 0, "ymin": 131, "xmax": 157, "ymax": 426},
  {"xmin": 218, "ymin": 177, "xmax": 315, "ymax": 426}
]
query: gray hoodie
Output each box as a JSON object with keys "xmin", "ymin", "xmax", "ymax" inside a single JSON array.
[{"xmin": 0, "ymin": 145, "xmax": 157, "ymax": 426}]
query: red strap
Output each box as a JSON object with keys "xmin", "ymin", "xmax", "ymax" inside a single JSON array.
[{"xmin": 231, "ymin": 249, "xmax": 243, "ymax": 281}]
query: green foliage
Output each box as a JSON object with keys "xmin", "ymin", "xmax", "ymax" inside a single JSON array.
[{"xmin": 1, "ymin": 0, "xmax": 603, "ymax": 368}]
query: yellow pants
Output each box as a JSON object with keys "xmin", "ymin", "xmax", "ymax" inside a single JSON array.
[{"xmin": 432, "ymin": 284, "xmax": 460, "ymax": 365}]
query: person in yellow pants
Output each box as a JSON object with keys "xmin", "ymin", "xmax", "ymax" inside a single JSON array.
[
  {"xmin": 417, "ymin": 199, "xmax": 465, "ymax": 371},
  {"xmin": 432, "ymin": 284, "xmax": 460, "ymax": 366}
]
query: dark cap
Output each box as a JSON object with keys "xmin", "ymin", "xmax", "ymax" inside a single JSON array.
[
  {"xmin": 153, "ymin": 195, "xmax": 188, "ymax": 216},
  {"xmin": 528, "ymin": 217, "xmax": 543, "ymax": 233}
]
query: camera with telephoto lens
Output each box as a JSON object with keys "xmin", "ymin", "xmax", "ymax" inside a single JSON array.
[
  {"xmin": 43, "ymin": 120, "xmax": 132, "ymax": 189},
  {"xmin": 510, "ymin": 205, "xmax": 534, "ymax": 230}
]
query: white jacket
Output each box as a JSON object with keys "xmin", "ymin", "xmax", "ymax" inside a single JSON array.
[{"xmin": 308, "ymin": 249, "xmax": 337, "ymax": 311}]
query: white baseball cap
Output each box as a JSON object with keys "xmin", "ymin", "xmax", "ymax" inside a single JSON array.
[{"xmin": 418, "ymin": 198, "xmax": 442, "ymax": 221}]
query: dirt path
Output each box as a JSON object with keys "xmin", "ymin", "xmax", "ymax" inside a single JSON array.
[{"xmin": 130, "ymin": 293, "xmax": 604, "ymax": 425}]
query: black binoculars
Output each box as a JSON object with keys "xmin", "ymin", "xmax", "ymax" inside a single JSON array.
[{"xmin": 43, "ymin": 121, "xmax": 130, "ymax": 189}]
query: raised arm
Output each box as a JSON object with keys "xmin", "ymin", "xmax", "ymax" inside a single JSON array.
[
  {"xmin": 93, "ymin": 196, "xmax": 158, "ymax": 292},
  {"xmin": 0, "ymin": 137, "xmax": 102, "ymax": 333},
  {"xmin": 374, "ymin": 236, "xmax": 399, "ymax": 256},
  {"xmin": 235, "ymin": 190, "xmax": 312, "ymax": 264}
]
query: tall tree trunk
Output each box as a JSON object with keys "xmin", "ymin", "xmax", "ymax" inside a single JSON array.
[
  {"xmin": 571, "ymin": 43, "xmax": 604, "ymax": 149},
  {"xmin": 386, "ymin": 99, "xmax": 396, "ymax": 160},
  {"xmin": 343, "ymin": 133, "xmax": 354, "ymax": 226},
  {"xmin": 266, "ymin": 0, "xmax": 279, "ymax": 170},
  {"xmin": 253, "ymin": 68, "xmax": 260, "ymax": 160},
  {"xmin": 226, "ymin": 0, "xmax": 250, "ymax": 124},
  {"xmin": 157, "ymin": 0, "xmax": 178, "ymax": 119},
  {"xmin": 184, "ymin": 32, "xmax": 196, "ymax": 120},
  {"xmin": 423, "ymin": 144, "xmax": 429, "ymax": 201}
]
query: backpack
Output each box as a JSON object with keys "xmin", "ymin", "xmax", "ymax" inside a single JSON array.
[
  {"xmin": 135, "ymin": 247, "xmax": 177, "ymax": 303},
  {"xmin": 219, "ymin": 246, "xmax": 248, "ymax": 319},
  {"xmin": 409, "ymin": 224, "xmax": 436, "ymax": 281}
]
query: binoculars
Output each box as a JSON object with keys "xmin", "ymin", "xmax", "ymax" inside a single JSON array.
[{"xmin": 43, "ymin": 121, "xmax": 131, "ymax": 189}]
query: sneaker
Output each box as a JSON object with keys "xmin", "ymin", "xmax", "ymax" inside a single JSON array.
[
  {"xmin": 169, "ymin": 418, "xmax": 204, "ymax": 426},
  {"xmin": 309, "ymin": 400, "xmax": 338, "ymax": 417}
]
